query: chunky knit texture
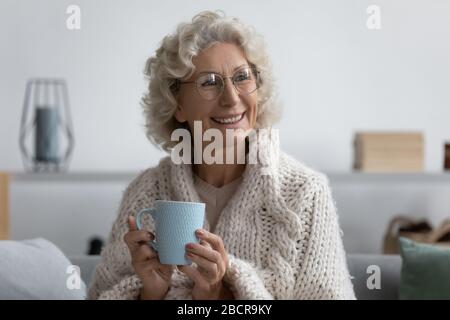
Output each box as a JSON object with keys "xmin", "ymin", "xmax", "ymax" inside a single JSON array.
[{"xmin": 88, "ymin": 134, "xmax": 356, "ymax": 300}]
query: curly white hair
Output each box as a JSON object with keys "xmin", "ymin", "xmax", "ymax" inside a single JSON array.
[{"xmin": 141, "ymin": 10, "xmax": 281, "ymax": 151}]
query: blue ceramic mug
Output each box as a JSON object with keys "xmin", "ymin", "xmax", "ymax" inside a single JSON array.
[{"xmin": 136, "ymin": 200, "xmax": 205, "ymax": 265}]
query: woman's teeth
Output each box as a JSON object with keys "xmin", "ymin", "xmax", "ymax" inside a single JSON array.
[{"xmin": 212, "ymin": 113, "xmax": 244, "ymax": 124}]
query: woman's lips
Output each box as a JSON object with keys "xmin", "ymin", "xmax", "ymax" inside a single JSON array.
[{"xmin": 211, "ymin": 112, "xmax": 245, "ymax": 125}]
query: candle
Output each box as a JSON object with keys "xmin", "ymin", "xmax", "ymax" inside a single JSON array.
[{"xmin": 35, "ymin": 106, "xmax": 59, "ymax": 162}]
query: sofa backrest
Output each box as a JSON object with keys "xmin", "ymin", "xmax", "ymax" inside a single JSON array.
[
  {"xmin": 70, "ymin": 254, "xmax": 402, "ymax": 300},
  {"xmin": 347, "ymin": 254, "xmax": 401, "ymax": 300}
]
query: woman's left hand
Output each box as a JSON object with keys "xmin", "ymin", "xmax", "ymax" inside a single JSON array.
[{"xmin": 178, "ymin": 229, "xmax": 234, "ymax": 300}]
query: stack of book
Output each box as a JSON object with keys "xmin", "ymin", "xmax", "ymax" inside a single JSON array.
[{"xmin": 354, "ymin": 132, "xmax": 424, "ymax": 172}]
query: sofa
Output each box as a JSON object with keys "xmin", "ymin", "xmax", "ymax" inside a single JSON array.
[
  {"xmin": 70, "ymin": 254, "xmax": 402, "ymax": 300},
  {"xmin": 0, "ymin": 237, "xmax": 402, "ymax": 300}
]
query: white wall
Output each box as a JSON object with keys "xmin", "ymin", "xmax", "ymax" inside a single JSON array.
[
  {"xmin": 332, "ymin": 176, "xmax": 450, "ymax": 253},
  {"xmin": 1, "ymin": 0, "xmax": 450, "ymax": 254},
  {"xmin": 10, "ymin": 180, "xmax": 126, "ymax": 254},
  {"xmin": 1, "ymin": 0, "xmax": 450, "ymax": 172}
]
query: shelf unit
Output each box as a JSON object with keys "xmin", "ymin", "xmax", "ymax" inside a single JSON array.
[
  {"xmin": 1, "ymin": 170, "xmax": 450, "ymax": 243},
  {"xmin": 326, "ymin": 172, "xmax": 450, "ymax": 183},
  {"xmin": 6, "ymin": 171, "xmax": 450, "ymax": 183},
  {"xmin": 8, "ymin": 172, "xmax": 137, "ymax": 183}
]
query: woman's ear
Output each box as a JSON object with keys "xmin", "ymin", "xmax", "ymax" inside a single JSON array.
[{"xmin": 174, "ymin": 104, "xmax": 187, "ymax": 123}]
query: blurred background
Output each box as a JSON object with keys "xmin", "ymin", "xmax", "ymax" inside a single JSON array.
[{"xmin": 1, "ymin": 0, "xmax": 449, "ymax": 255}]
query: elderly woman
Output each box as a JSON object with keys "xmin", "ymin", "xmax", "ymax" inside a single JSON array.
[{"xmin": 88, "ymin": 11, "xmax": 355, "ymax": 300}]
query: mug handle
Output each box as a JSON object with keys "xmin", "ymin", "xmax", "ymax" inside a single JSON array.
[{"xmin": 135, "ymin": 208, "xmax": 158, "ymax": 252}]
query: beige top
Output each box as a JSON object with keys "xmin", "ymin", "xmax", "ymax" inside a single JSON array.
[
  {"xmin": 88, "ymin": 134, "xmax": 356, "ymax": 300},
  {"xmin": 193, "ymin": 174, "xmax": 243, "ymax": 233}
]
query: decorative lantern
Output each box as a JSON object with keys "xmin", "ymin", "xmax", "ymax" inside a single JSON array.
[{"xmin": 19, "ymin": 79, "xmax": 75, "ymax": 172}]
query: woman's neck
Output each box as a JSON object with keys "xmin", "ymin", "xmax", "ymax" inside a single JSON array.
[
  {"xmin": 192, "ymin": 136, "xmax": 249, "ymax": 187},
  {"xmin": 193, "ymin": 163, "xmax": 245, "ymax": 188}
]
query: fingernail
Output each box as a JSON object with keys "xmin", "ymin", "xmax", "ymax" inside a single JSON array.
[
  {"xmin": 196, "ymin": 229, "xmax": 204, "ymax": 235},
  {"xmin": 186, "ymin": 243, "xmax": 194, "ymax": 250}
]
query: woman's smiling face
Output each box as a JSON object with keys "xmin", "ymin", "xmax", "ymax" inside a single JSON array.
[{"xmin": 174, "ymin": 42, "xmax": 258, "ymax": 141}]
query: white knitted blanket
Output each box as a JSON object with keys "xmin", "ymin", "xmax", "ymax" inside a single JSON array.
[{"xmin": 88, "ymin": 134, "xmax": 355, "ymax": 300}]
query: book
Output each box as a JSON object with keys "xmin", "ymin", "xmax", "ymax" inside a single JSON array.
[{"xmin": 354, "ymin": 132, "xmax": 424, "ymax": 172}]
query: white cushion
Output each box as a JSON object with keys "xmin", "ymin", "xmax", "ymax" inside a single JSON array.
[{"xmin": 0, "ymin": 238, "xmax": 86, "ymax": 299}]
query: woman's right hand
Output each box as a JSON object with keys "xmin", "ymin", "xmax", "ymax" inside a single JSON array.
[{"xmin": 124, "ymin": 216, "xmax": 174, "ymax": 300}]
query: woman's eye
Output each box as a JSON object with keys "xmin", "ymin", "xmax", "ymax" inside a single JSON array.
[
  {"xmin": 234, "ymin": 72, "xmax": 251, "ymax": 82},
  {"xmin": 200, "ymin": 75, "xmax": 219, "ymax": 87},
  {"xmin": 201, "ymin": 80, "xmax": 217, "ymax": 87}
]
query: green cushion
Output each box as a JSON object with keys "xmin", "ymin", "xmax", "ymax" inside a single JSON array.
[{"xmin": 399, "ymin": 237, "xmax": 450, "ymax": 299}]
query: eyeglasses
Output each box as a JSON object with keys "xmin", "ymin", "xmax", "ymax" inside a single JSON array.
[{"xmin": 177, "ymin": 65, "xmax": 260, "ymax": 101}]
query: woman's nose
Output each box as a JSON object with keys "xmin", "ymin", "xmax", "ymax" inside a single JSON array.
[{"xmin": 219, "ymin": 78, "xmax": 240, "ymax": 107}]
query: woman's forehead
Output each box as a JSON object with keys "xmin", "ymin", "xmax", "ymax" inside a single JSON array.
[{"xmin": 192, "ymin": 43, "xmax": 248, "ymax": 74}]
